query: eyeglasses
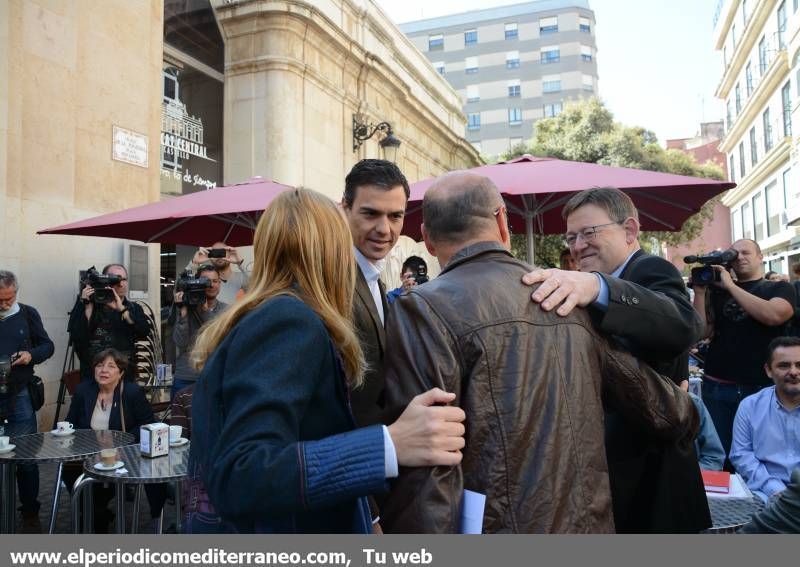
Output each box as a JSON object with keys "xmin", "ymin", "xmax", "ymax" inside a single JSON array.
[{"xmin": 563, "ymin": 221, "xmax": 621, "ymax": 248}]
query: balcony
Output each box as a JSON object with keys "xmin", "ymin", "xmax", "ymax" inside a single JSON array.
[
  {"xmin": 721, "ymin": 135, "xmax": 792, "ymax": 208},
  {"xmin": 719, "ymin": 49, "xmax": 789, "ymax": 154},
  {"xmin": 715, "ymin": 0, "xmax": 780, "ymax": 99}
]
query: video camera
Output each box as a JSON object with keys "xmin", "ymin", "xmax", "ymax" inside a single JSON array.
[
  {"xmin": 84, "ymin": 266, "xmax": 122, "ymax": 304},
  {"xmin": 410, "ymin": 265, "xmax": 429, "ymax": 285},
  {"xmin": 0, "ymin": 354, "xmax": 19, "ymax": 395},
  {"xmin": 684, "ymin": 249, "xmax": 739, "ymax": 286},
  {"xmin": 175, "ymin": 269, "xmax": 211, "ymax": 307}
]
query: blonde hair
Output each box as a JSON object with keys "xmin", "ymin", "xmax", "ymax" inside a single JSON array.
[{"xmin": 192, "ymin": 188, "xmax": 364, "ymax": 386}]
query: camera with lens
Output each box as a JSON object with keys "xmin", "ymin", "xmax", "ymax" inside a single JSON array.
[
  {"xmin": 175, "ymin": 269, "xmax": 211, "ymax": 307},
  {"xmin": 84, "ymin": 266, "xmax": 122, "ymax": 304},
  {"xmin": 0, "ymin": 354, "xmax": 19, "ymax": 396},
  {"xmin": 409, "ymin": 265, "xmax": 429, "ymax": 285},
  {"xmin": 685, "ymin": 249, "xmax": 739, "ymax": 287}
]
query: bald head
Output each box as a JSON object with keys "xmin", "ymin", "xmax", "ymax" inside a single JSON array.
[{"xmin": 422, "ymin": 172, "xmax": 505, "ymax": 245}]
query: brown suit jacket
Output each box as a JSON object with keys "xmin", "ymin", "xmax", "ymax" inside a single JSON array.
[{"xmin": 350, "ymin": 266, "xmax": 389, "ymax": 426}]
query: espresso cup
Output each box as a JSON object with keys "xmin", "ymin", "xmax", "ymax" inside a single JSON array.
[
  {"xmin": 100, "ymin": 448, "xmax": 117, "ymax": 467},
  {"xmin": 57, "ymin": 421, "xmax": 74, "ymax": 432},
  {"xmin": 169, "ymin": 425, "xmax": 182, "ymax": 443},
  {"xmin": 0, "ymin": 436, "xmax": 9, "ymax": 449}
]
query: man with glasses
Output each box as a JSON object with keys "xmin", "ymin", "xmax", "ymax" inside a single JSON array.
[
  {"xmin": 523, "ymin": 187, "xmax": 709, "ymax": 533},
  {"xmin": 69, "ymin": 264, "xmax": 149, "ymax": 382}
]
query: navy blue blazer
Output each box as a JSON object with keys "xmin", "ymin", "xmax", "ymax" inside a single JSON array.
[
  {"xmin": 65, "ymin": 380, "xmax": 154, "ymax": 441},
  {"xmin": 189, "ymin": 294, "xmax": 387, "ymax": 533}
]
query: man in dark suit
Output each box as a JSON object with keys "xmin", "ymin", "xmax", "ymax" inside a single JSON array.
[
  {"xmin": 523, "ymin": 187, "xmax": 710, "ymax": 533},
  {"xmin": 341, "ymin": 159, "xmax": 409, "ymax": 427}
]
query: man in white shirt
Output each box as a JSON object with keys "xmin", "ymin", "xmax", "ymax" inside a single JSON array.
[{"xmin": 341, "ymin": 159, "xmax": 408, "ymax": 427}]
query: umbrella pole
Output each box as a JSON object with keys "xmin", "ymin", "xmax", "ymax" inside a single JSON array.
[{"xmin": 526, "ymin": 215, "xmax": 534, "ymax": 265}]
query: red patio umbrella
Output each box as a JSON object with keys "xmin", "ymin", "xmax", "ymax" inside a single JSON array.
[
  {"xmin": 403, "ymin": 155, "xmax": 735, "ymax": 262},
  {"xmin": 38, "ymin": 177, "xmax": 294, "ymax": 246}
]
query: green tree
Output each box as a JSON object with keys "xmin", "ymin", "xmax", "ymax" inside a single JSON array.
[{"xmin": 499, "ymin": 98, "xmax": 725, "ymax": 267}]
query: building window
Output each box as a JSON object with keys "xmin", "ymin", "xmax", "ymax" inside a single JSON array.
[
  {"xmin": 724, "ymin": 45, "xmax": 728, "ymax": 67},
  {"xmin": 464, "ymin": 29, "xmax": 478, "ymax": 47},
  {"xmin": 581, "ymin": 45, "xmax": 593, "ymax": 62},
  {"xmin": 543, "ymin": 77, "xmax": 561, "ymax": 93},
  {"xmin": 544, "ymin": 102, "xmax": 563, "ymax": 117},
  {"xmin": 750, "ymin": 127, "xmax": 758, "ymax": 166},
  {"xmin": 726, "ymin": 101, "xmax": 732, "ymax": 130},
  {"xmin": 506, "ymin": 51, "xmax": 520, "ymax": 69},
  {"xmin": 540, "ymin": 16, "xmax": 558, "ymax": 34},
  {"xmin": 778, "ymin": 1, "xmax": 787, "ymax": 49},
  {"xmin": 753, "ymin": 193, "xmax": 765, "ymax": 241},
  {"xmin": 739, "ymin": 141, "xmax": 746, "ymax": 179},
  {"xmin": 782, "ymin": 81, "xmax": 792, "ymax": 136},
  {"xmin": 785, "ymin": 169, "xmax": 793, "ymax": 208},
  {"xmin": 763, "ymin": 108, "xmax": 773, "ymax": 151},
  {"xmin": 745, "ymin": 62, "xmax": 753, "ymax": 96},
  {"xmin": 505, "ymin": 22, "xmax": 518, "ymax": 40},
  {"xmin": 467, "ymin": 112, "xmax": 481, "ymax": 130},
  {"xmin": 508, "ymin": 108, "xmax": 523, "ymax": 125},
  {"xmin": 742, "ymin": 200, "xmax": 753, "ymax": 239},
  {"xmin": 508, "ymin": 79, "xmax": 521, "ymax": 97},
  {"xmin": 579, "ymin": 16, "xmax": 591, "ymax": 33},
  {"xmin": 729, "ymin": 154, "xmax": 735, "ymax": 183},
  {"xmin": 758, "ymin": 36, "xmax": 767, "ymax": 74},
  {"xmin": 735, "ymin": 83, "xmax": 742, "ymax": 114},
  {"xmin": 466, "ymin": 85, "xmax": 480, "ymax": 103},
  {"xmin": 732, "ymin": 209, "xmax": 742, "ymax": 240},
  {"xmin": 766, "ymin": 181, "xmax": 782, "ymax": 236},
  {"xmin": 428, "ymin": 34, "xmax": 444, "ymax": 51},
  {"xmin": 582, "ymin": 75, "xmax": 594, "ymax": 92},
  {"xmin": 465, "ymin": 56, "xmax": 479, "ymax": 74},
  {"xmin": 743, "ymin": 0, "xmax": 749, "ymax": 22},
  {"xmin": 433, "ymin": 61, "xmax": 445, "ymax": 76},
  {"xmin": 732, "ymin": 22, "xmax": 737, "ymax": 47},
  {"xmin": 541, "ymin": 46, "xmax": 560, "ymax": 64}
]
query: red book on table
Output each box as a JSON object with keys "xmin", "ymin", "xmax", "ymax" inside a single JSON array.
[{"xmin": 701, "ymin": 469, "xmax": 731, "ymax": 493}]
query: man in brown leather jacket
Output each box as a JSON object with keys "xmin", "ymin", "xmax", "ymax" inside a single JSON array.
[{"xmin": 380, "ymin": 172, "xmax": 699, "ymax": 533}]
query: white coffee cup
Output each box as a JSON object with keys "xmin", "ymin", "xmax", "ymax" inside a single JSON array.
[
  {"xmin": 169, "ymin": 425, "xmax": 182, "ymax": 443},
  {"xmin": 57, "ymin": 421, "xmax": 74, "ymax": 433},
  {"xmin": 0, "ymin": 436, "xmax": 9, "ymax": 449}
]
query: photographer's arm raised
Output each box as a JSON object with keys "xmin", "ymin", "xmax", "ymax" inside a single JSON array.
[
  {"xmin": 692, "ymin": 286, "xmax": 714, "ymax": 339},
  {"xmin": 714, "ymin": 267, "xmax": 794, "ymax": 327}
]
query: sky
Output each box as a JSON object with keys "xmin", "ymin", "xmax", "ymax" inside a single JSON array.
[{"xmin": 375, "ymin": 0, "xmax": 723, "ymax": 145}]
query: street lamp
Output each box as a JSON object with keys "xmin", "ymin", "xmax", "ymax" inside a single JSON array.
[{"xmin": 352, "ymin": 114, "xmax": 401, "ymax": 162}]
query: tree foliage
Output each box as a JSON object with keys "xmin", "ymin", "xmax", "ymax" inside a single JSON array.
[{"xmin": 499, "ymin": 98, "xmax": 725, "ymax": 267}]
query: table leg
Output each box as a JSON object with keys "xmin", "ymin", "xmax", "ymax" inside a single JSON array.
[
  {"xmin": 131, "ymin": 485, "xmax": 143, "ymax": 534},
  {"xmin": 115, "ymin": 484, "xmax": 125, "ymax": 534},
  {"xmin": 49, "ymin": 462, "xmax": 63, "ymax": 534},
  {"xmin": 70, "ymin": 475, "xmax": 95, "ymax": 534},
  {"xmin": 1, "ymin": 462, "xmax": 17, "ymax": 534},
  {"xmin": 174, "ymin": 480, "xmax": 181, "ymax": 534}
]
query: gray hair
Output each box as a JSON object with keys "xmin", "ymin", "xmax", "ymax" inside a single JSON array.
[
  {"xmin": 0, "ymin": 270, "xmax": 18, "ymax": 290},
  {"xmin": 562, "ymin": 187, "xmax": 639, "ymax": 223}
]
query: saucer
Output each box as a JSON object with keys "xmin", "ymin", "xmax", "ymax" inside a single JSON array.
[
  {"xmin": 51, "ymin": 429, "xmax": 75, "ymax": 437},
  {"xmin": 169, "ymin": 437, "xmax": 189, "ymax": 447},
  {"xmin": 94, "ymin": 461, "xmax": 124, "ymax": 471},
  {"xmin": 0, "ymin": 444, "xmax": 16, "ymax": 454}
]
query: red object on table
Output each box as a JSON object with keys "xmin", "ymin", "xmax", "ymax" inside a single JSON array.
[{"xmin": 702, "ymin": 469, "xmax": 731, "ymax": 493}]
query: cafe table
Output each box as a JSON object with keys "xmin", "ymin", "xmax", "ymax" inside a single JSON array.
[
  {"xmin": 0, "ymin": 429, "xmax": 134, "ymax": 534},
  {"xmin": 74, "ymin": 441, "xmax": 189, "ymax": 534}
]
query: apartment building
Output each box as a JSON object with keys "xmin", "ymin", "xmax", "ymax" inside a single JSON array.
[
  {"xmin": 400, "ymin": 0, "xmax": 599, "ymax": 158},
  {"xmin": 714, "ymin": 0, "xmax": 800, "ymax": 274}
]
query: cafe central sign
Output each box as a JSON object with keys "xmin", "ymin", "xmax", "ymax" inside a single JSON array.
[{"xmin": 160, "ymin": 99, "xmax": 216, "ymax": 163}]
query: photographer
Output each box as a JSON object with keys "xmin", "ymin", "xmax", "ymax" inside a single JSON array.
[
  {"xmin": 68, "ymin": 264, "xmax": 149, "ymax": 382},
  {"xmin": 387, "ymin": 256, "xmax": 429, "ymax": 304},
  {"xmin": 188, "ymin": 242, "xmax": 249, "ymax": 304},
  {"xmin": 0, "ymin": 270, "xmax": 54, "ymax": 532},
  {"xmin": 692, "ymin": 239, "xmax": 795, "ymax": 458},
  {"xmin": 171, "ymin": 264, "xmax": 227, "ymax": 398}
]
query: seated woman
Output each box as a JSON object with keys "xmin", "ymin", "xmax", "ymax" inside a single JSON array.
[
  {"xmin": 64, "ymin": 348, "xmax": 162, "ymax": 532},
  {"xmin": 188, "ymin": 188, "xmax": 465, "ymax": 534}
]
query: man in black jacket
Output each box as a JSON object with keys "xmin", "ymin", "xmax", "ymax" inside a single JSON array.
[
  {"xmin": 0, "ymin": 270, "xmax": 55, "ymax": 531},
  {"xmin": 523, "ymin": 187, "xmax": 710, "ymax": 533},
  {"xmin": 68, "ymin": 264, "xmax": 150, "ymax": 382}
]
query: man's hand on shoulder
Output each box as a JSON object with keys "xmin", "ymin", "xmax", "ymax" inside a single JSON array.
[{"xmin": 522, "ymin": 268, "xmax": 601, "ymax": 316}]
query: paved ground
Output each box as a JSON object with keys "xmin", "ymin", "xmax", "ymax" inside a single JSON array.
[{"xmin": 11, "ymin": 461, "xmax": 180, "ymax": 534}]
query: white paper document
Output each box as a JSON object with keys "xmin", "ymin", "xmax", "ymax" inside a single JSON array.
[
  {"xmin": 460, "ymin": 490, "xmax": 486, "ymax": 534},
  {"xmin": 706, "ymin": 473, "xmax": 754, "ymax": 499}
]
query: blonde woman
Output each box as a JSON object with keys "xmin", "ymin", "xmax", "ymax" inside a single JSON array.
[{"xmin": 188, "ymin": 189, "xmax": 465, "ymax": 534}]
